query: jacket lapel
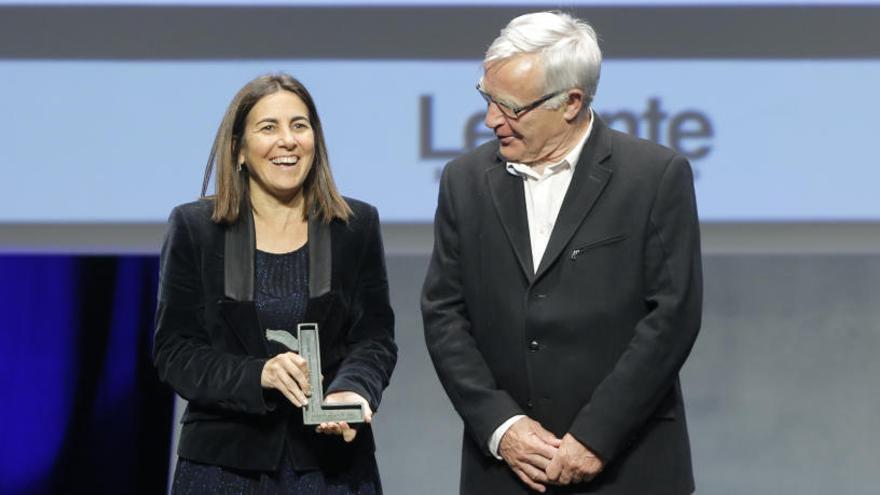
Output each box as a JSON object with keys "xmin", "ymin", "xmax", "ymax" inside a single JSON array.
[
  {"xmin": 223, "ymin": 196, "xmax": 255, "ymax": 302},
  {"xmin": 303, "ymin": 214, "xmax": 335, "ymax": 324},
  {"xmin": 220, "ymin": 195, "xmax": 269, "ymax": 357},
  {"xmin": 534, "ymin": 117, "xmax": 614, "ymax": 280},
  {"xmin": 307, "ymin": 214, "xmax": 331, "ymax": 299},
  {"xmin": 487, "ymin": 155, "xmax": 535, "ymax": 282}
]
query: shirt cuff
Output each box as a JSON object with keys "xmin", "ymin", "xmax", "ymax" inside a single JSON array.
[{"xmin": 488, "ymin": 415, "xmax": 526, "ymax": 460}]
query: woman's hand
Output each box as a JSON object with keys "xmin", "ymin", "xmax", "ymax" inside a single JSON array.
[
  {"xmin": 315, "ymin": 391, "xmax": 373, "ymax": 442},
  {"xmin": 260, "ymin": 352, "xmax": 311, "ymax": 407}
]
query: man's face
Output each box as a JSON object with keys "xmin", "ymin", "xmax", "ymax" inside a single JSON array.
[{"xmin": 481, "ymin": 54, "xmax": 568, "ymax": 164}]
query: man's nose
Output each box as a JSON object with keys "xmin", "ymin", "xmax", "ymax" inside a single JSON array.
[{"xmin": 484, "ymin": 102, "xmax": 506, "ymax": 129}]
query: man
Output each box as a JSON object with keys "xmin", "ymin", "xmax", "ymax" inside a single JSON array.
[{"xmin": 421, "ymin": 11, "xmax": 702, "ymax": 495}]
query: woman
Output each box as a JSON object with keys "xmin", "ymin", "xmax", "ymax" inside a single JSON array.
[{"xmin": 154, "ymin": 73, "xmax": 397, "ymax": 494}]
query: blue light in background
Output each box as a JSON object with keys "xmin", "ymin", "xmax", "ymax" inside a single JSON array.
[
  {"xmin": 0, "ymin": 257, "xmax": 78, "ymax": 494},
  {"xmin": 96, "ymin": 258, "xmax": 143, "ymax": 408}
]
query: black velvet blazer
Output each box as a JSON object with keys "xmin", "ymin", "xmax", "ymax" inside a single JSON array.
[{"xmin": 153, "ymin": 197, "xmax": 396, "ymax": 472}]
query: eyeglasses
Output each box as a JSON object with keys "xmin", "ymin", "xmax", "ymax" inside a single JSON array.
[{"xmin": 476, "ymin": 84, "xmax": 563, "ymax": 119}]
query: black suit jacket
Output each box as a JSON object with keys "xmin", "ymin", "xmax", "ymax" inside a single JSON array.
[
  {"xmin": 422, "ymin": 117, "xmax": 702, "ymax": 494},
  {"xmin": 154, "ymin": 197, "xmax": 396, "ymax": 473}
]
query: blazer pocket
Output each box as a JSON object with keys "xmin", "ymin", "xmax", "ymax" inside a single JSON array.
[{"xmin": 570, "ymin": 234, "xmax": 627, "ymax": 260}]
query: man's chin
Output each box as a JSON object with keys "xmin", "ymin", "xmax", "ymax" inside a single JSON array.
[{"xmin": 497, "ymin": 141, "xmax": 522, "ymax": 162}]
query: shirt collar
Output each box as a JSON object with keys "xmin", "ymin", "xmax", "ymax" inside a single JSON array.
[{"xmin": 505, "ymin": 108, "xmax": 594, "ymax": 179}]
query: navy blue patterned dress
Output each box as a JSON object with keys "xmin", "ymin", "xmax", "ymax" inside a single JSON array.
[{"xmin": 171, "ymin": 245, "xmax": 382, "ymax": 494}]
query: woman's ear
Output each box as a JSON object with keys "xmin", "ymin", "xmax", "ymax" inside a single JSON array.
[{"xmin": 233, "ymin": 137, "xmax": 244, "ymax": 169}]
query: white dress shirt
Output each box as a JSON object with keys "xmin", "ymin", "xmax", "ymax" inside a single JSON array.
[{"xmin": 488, "ymin": 111, "xmax": 594, "ymax": 459}]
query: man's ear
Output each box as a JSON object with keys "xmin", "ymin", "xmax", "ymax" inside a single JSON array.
[{"xmin": 563, "ymin": 89, "xmax": 587, "ymax": 121}]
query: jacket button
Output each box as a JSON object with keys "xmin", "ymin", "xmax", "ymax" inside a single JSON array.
[
  {"xmin": 527, "ymin": 400, "xmax": 534, "ymax": 408},
  {"xmin": 528, "ymin": 340, "xmax": 540, "ymax": 351}
]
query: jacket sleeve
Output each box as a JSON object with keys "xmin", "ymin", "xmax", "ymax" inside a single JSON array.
[
  {"xmin": 325, "ymin": 205, "xmax": 397, "ymax": 413},
  {"xmin": 568, "ymin": 155, "xmax": 703, "ymax": 462},
  {"xmin": 153, "ymin": 206, "xmax": 270, "ymax": 415},
  {"xmin": 421, "ymin": 165, "xmax": 525, "ymax": 455}
]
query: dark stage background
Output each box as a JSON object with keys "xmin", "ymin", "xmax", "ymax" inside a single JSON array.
[{"xmin": 0, "ymin": 257, "xmax": 173, "ymax": 494}]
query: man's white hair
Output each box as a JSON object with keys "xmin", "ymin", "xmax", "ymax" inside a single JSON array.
[{"xmin": 484, "ymin": 11, "xmax": 602, "ymax": 109}]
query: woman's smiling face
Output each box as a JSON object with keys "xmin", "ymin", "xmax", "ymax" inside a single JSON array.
[{"xmin": 238, "ymin": 90, "xmax": 315, "ymax": 202}]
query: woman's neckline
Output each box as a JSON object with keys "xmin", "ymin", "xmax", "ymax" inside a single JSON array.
[{"xmin": 256, "ymin": 242, "xmax": 308, "ymax": 256}]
